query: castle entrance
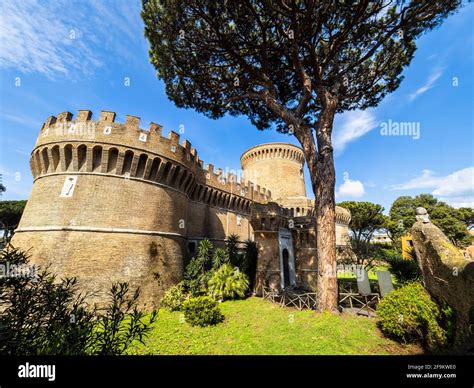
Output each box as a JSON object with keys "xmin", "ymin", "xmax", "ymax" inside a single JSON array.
[{"xmin": 278, "ymin": 228, "xmax": 296, "ymax": 289}]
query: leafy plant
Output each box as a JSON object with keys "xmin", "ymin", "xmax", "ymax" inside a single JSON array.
[
  {"xmin": 242, "ymin": 239, "xmax": 258, "ymax": 290},
  {"xmin": 376, "ymin": 282, "xmax": 446, "ymax": 350},
  {"xmin": 184, "ymin": 239, "xmax": 214, "ymax": 295},
  {"xmin": 212, "ymin": 247, "xmax": 229, "ymax": 269},
  {"xmin": 182, "ymin": 296, "xmax": 224, "ymax": 327},
  {"xmin": 0, "ymin": 200, "xmax": 27, "ymax": 242},
  {"xmin": 0, "ymin": 246, "xmax": 157, "ymax": 355},
  {"xmin": 208, "ymin": 264, "xmax": 249, "ymax": 301},
  {"xmin": 160, "ymin": 282, "xmax": 188, "ymax": 311},
  {"xmin": 91, "ymin": 283, "xmax": 158, "ymax": 355},
  {"xmin": 225, "ymin": 234, "xmax": 240, "ymax": 267},
  {"xmin": 379, "ymin": 249, "xmax": 420, "ymax": 283}
]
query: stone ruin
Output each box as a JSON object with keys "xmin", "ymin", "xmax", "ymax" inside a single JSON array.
[{"xmin": 411, "ymin": 207, "xmax": 474, "ymax": 347}]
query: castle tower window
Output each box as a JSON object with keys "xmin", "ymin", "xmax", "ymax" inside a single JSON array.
[
  {"xmin": 122, "ymin": 150, "xmax": 134, "ymax": 175},
  {"xmin": 34, "ymin": 151, "xmax": 42, "ymax": 175},
  {"xmin": 161, "ymin": 161, "xmax": 172, "ymax": 182},
  {"xmin": 64, "ymin": 145, "xmax": 73, "ymax": 171},
  {"xmin": 77, "ymin": 145, "xmax": 87, "ymax": 171},
  {"xmin": 188, "ymin": 241, "xmax": 197, "ymax": 255},
  {"xmin": 92, "ymin": 146, "xmax": 102, "ymax": 172},
  {"xmin": 41, "ymin": 148, "xmax": 50, "ymax": 173},
  {"xmin": 169, "ymin": 165, "xmax": 180, "ymax": 186},
  {"xmin": 51, "ymin": 146, "xmax": 60, "ymax": 172},
  {"xmin": 136, "ymin": 154, "xmax": 148, "ymax": 178},
  {"xmin": 178, "ymin": 170, "xmax": 188, "ymax": 189},
  {"xmin": 147, "ymin": 158, "xmax": 161, "ymax": 181},
  {"xmin": 107, "ymin": 148, "xmax": 118, "ymax": 173}
]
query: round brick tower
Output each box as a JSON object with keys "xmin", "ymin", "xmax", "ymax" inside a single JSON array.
[
  {"xmin": 12, "ymin": 110, "xmax": 199, "ymax": 307},
  {"xmin": 240, "ymin": 143, "xmax": 307, "ymax": 203}
]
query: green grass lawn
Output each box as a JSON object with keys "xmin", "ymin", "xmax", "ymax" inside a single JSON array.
[{"xmin": 128, "ymin": 297, "xmax": 419, "ymax": 355}]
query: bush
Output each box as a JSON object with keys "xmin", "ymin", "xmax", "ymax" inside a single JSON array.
[
  {"xmin": 160, "ymin": 282, "xmax": 188, "ymax": 311},
  {"xmin": 0, "ymin": 246, "xmax": 157, "ymax": 355},
  {"xmin": 376, "ymin": 282, "xmax": 446, "ymax": 349},
  {"xmin": 182, "ymin": 296, "xmax": 224, "ymax": 327},
  {"xmin": 380, "ymin": 249, "xmax": 420, "ymax": 283},
  {"xmin": 184, "ymin": 239, "xmax": 214, "ymax": 295},
  {"xmin": 212, "ymin": 248, "xmax": 229, "ymax": 269},
  {"xmin": 207, "ymin": 264, "xmax": 249, "ymax": 301}
]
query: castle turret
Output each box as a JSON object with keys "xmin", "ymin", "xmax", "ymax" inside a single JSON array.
[{"xmin": 240, "ymin": 143, "xmax": 306, "ymax": 206}]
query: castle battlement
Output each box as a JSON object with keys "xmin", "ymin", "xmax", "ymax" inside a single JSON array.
[{"xmin": 33, "ymin": 110, "xmax": 271, "ymax": 212}]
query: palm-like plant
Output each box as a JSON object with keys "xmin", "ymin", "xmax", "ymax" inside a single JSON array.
[{"xmin": 207, "ymin": 264, "xmax": 249, "ymax": 301}]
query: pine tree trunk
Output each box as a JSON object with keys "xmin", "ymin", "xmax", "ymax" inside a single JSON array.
[
  {"xmin": 297, "ymin": 101, "xmax": 338, "ymax": 312},
  {"xmin": 313, "ymin": 143, "xmax": 338, "ymax": 312}
]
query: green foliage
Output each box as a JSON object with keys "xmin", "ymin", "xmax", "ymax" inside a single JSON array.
[
  {"xmin": 0, "ymin": 247, "xmax": 157, "ymax": 355},
  {"xmin": 212, "ymin": 247, "xmax": 229, "ymax": 269},
  {"xmin": 457, "ymin": 207, "xmax": 474, "ymax": 230},
  {"xmin": 182, "ymin": 296, "xmax": 224, "ymax": 327},
  {"xmin": 388, "ymin": 194, "xmax": 472, "ymax": 247},
  {"xmin": 338, "ymin": 201, "xmax": 386, "ymax": 240},
  {"xmin": 378, "ymin": 249, "xmax": 420, "ymax": 283},
  {"xmin": 377, "ymin": 282, "xmax": 446, "ymax": 349},
  {"xmin": 160, "ymin": 282, "xmax": 188, "ymax": 311},
  {"xmin": 225, "ymin": 234, "xmax": 240, "ymax": 267},
  {"xmin": 440, "ymin": 304, "xmax": 457, "ymax": 346},
  {"xmin": 242, "ymin": 239, "xmax": 258, "ymax": 290},
  {"xmin": 142, "ymin": 1, "xmax": 459, "ymax": 131},
  {"xmin": 184, "ymin": 239, "xmax": 214, "ymax": 295},
  {"xmin": 0, "ymin": 200, "xmax": 27, "ymax": 241},
  {"xmin": 197, "ymin": 238, "xmax": 214, "ymax": 267},
  {"xmin": 208, "ymin": 264, "xmax": 249, "ymax": 301},
  {"xmin": 91, "ymin": 282, "xmax": 158, "ymax": 355},
  {"xmin": 337, "ymin": 201, "xmax": 388, "ymax": 266},
  {"xmin": 184, "ymin": 238, "xmax": 256, "ymax": 296}
]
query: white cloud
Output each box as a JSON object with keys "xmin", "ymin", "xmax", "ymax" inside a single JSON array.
[
  {"xmin": 0, "ymin": 0, "xmax": 143, "ymax": 79},
  {"xmin": 333, "ymin": 110, "xmax": 377, "ymax": 154},
  {"xmin": 337, "ymin": 179, "xmax": 366, "ymax": 198},
  {"xmin": 408, "ymin": 68, "xmax": 443, "ymax": 101},
  {"xmin": 391, "ymin": 167, "xmax": 474, "ymax": 208}
]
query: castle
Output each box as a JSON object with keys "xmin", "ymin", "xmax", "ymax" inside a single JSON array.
[{"xmin": 12, "ymin": 110, "xmax": 350, "ymax": 306}]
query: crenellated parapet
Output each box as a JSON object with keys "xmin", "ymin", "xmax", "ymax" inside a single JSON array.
[
  {"xmin": 335, "ymin": 206, "xmax": 351, "ymax": 225},
  {"xmin": 32, "ymin": 110, "xmax": 271, "ymax": 214}
]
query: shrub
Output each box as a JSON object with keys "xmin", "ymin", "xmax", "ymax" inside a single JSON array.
[
  {"xmin": 242, "ymin": 239, "xmax": 258, "ymax": 290},
  {"xmin": 380, "ymin": 250, "xmax": 420, "ymax": 283},
  {"xmin": 184, "ymin": 239, "xmax": 214, "ymax": 295},
  {"xmin": 0, "ymin": 246, "xmax": 157, "ymax": 355},
  {"xmin": 225, "ymin": 234, "xmax": 240, "ymax": 267},
  {"xmin": 212, "ymin": 247, "xmax": 229, "ymax": 269},
  {"xmin": 182, "ymin": 296, "xmax": 224, "ymax": 327},
  {"xmin": 207, "ymin": 264, "xmax": 249, "ymax": 301},
  {"xmin": 160, "ymin": 282, "xmax": 188, "ymax": 311},
  {"xmin": 376, "ymin": 282, "xmax": 446, "ymax": 349}
]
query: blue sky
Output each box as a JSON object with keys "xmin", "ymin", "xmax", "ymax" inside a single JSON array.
[{"xmin": 0, "ymin": 0, "xmax": 473, "ymax": 212}]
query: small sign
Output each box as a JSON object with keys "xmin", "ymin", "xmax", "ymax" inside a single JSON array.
[
  {"xmin": 60, "ymin": 176, "xmax": 78, "ymax": 197},
  {"xmin": 170, "ymin": 145, "xmax": 177, "ymax": 153},
  {"xmin": 103, "ymin": 126, "xmax": 112, "ymax": 135},
  {"xmin": 139, "ymin": 133, "xmax": 147, "ymax": 142}
]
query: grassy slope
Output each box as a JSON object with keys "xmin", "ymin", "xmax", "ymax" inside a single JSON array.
[{"xmin": 129, "ymin": 297, "xmax": 419, "ymax": 355}]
